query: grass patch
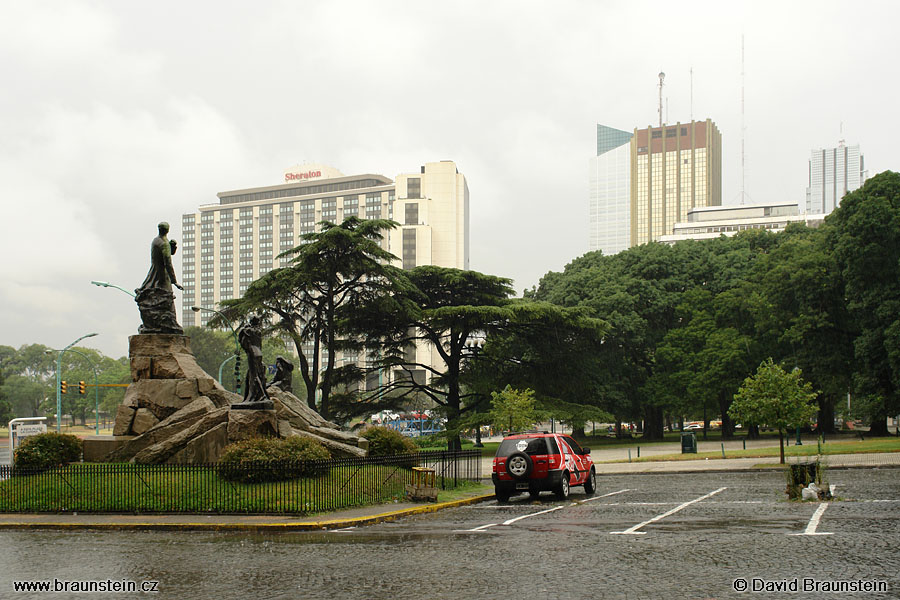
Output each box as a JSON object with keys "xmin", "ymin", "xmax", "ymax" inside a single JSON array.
[
  {"xmin": 597, "ymin": 436, "xmax": 900, "ymax": 463},
  {"xmin": 0, "ymin": 462, "xmax": 478, "ymax": 514}
]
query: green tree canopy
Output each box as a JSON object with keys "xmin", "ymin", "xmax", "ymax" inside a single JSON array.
[
  {"xmin": 216, "ymin": 217, "xmax": 414, "ymax": 419},
  {"xmin": 728, "ymin": 358, "xmax": 818, "ymax": 463},
  {"xmin": 828, "ymin": 171, "xmax": 900, "ymax": 434}
]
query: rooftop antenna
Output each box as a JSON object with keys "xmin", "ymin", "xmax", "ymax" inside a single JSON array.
[
  {"xmin": 658, "ymin": 72, "xmax": 666, "ymax": 127},
  {"xmin": 838, "ymin": 121, "xmax": 845, "ymax": 147},
  {"xmin": 690, "ymin": 67, "xmax": 693, "ymax": 123}
]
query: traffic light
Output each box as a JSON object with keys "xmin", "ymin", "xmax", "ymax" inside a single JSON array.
[
  {"xmin": 78, "ymin": 381, "xmax": 86, "ymax": 395},
  {"xmin": 60, "ymin": 380, "xmax": 67, "ymax": 394}
]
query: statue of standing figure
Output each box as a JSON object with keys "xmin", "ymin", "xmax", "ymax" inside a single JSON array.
[
  {"xmin": 135, "ymin": 221, "xmax": 184, "ymax": 334},
  {"xmin": 233, "ymin": 315, "xmax": 274, "ymax": 410}
]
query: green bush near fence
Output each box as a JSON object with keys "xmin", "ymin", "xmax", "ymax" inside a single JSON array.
[
  {"xmin": 13, "ymin": 433, "xmax": 82, "ymax": 472},
  {"xmin": 217, "ymin": 437, "xmax": 331, "ymax": 483},
  {"xmin": 361, "ymin": 426, "xmax": 418, "ymax": 456}
]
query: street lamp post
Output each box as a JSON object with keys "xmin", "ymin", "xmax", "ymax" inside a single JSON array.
[
  {"xmin": 90, "ymin": 280, "xmax": 136, "ymax": 298},
  {"xmin": 192, "ymin": 306, "xmax": 241, "ymax": 395},
  {"xmin": 55, "ymin": 333, "xmax": 98, "ymax": 432}
]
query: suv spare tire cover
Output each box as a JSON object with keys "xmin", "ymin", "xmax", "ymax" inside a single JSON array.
[{"xmin": 506, "ymin": 451, "xmax": 533, "ymax": 479}]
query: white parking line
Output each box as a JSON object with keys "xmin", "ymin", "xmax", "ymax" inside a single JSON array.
[
  {"xmin": 791, "ymin": 485, "xmax": 837, "ymax": 536},
  {"xmin": 580, "ymin": 489, "xmax": 631, "ymax": 503},
  {"xmin": 501, "ymin": 504, "xmax": 570, "ymax": 526},
  {"xmin": 791, "ymin": 503, "xmax": 833, "ymax": 536},
  {"xmin": 610, "ymin": 487, "xmax": 728, "ymax": 535}
]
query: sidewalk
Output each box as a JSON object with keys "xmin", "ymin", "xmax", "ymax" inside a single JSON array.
[{"xmin": 0, "ymin": 452, "xmax": 895, "ymax": 532}]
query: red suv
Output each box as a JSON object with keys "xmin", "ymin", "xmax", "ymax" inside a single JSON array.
[{"xmin": 491, "ymin": 432, "xmax": 596, "ymax": 502}]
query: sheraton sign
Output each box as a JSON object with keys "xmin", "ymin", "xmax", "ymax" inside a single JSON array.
[{"xmin": 285, "ymin": 170, "xmax": 323, "ymax": 182}]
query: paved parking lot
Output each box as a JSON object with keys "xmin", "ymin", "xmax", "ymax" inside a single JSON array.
[{"xmin": 1, "ymin": 469, "xmax": 897, "ymax": 599}]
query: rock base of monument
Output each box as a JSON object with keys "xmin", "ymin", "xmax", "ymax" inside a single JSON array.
[
  {"xmin": 231, "ymin": 400, "xmax": 275, "ymax": 411},
  {"xmin": 104, "ymin": 334, "xmax": 368, "ymax": 464}
]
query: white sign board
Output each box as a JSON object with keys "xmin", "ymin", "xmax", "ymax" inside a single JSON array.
[{"xmin": 13, "ymin": 423, "xmax": 46, "ymax": 448}]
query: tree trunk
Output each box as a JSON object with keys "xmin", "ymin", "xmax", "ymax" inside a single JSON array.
[
  {"xmin": 816, "ymin": 397, "xmax": 837, "ymax": 434},
  {"xmin": 868, "ymin": 415, "xmax": 889, "ymax": 436},
  {"xmin": 747, "ymin": 424, "xmax": 760, "ymax": 439},
  {"xmin": 718, "ymin": 393, "xmax": 735, "ymax": 439},
  {"xmin": 642, "ymin": 405, "xmax": 664, "ymax": 440},
  {"xmin": 779, "ymin": 428, "xmax": 785, "ymax": 464},
  {"xmin": 571, "ymin": 423, "xmax": 586, "ymax": 439}
]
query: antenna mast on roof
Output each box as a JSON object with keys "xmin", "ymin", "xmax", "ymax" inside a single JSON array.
[
  {"xmin": 658, "ymin": 72, "xmax": 666, "ymax": 127},
  {"xmin": 690, "ymin": 67, "xmax": 693, "ymax": 122}
]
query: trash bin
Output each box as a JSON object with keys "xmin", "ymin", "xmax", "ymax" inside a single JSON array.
[{"xmin": 681, "ymin": 432, "xmax": 697, "ymax": 454}]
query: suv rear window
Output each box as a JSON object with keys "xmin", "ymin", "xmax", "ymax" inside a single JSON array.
[{"xmin": 496, "ymin": 437, "xmax": 557, "ymax": 457}]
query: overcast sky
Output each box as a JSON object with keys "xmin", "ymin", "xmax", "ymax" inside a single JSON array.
[{"xmin": 2, "ymin": 0, "xmax": 897, "ymax": 358}]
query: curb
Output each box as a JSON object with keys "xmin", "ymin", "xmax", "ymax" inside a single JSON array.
[{"xmin": 0, "ymin": 494, "xmax": 497, "ymax": 532}]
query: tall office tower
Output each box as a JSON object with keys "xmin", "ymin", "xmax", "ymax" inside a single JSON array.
[
  {"xmin": 589, "ymin": 125, "xmax": 633, "ymax": 254},
  {"xmin": 389, "ymin": 161, "xmax": 470, "ymax": 272},
  {"xmin": 631, "ymin": 119, "xmax": 722, "ymax": 245},
  {"xmin": 805, "ymin": 143, "xmax": 866, "ymax": 215}
]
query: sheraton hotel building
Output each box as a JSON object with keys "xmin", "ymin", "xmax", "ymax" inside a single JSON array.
[{"xmin": 180, "ymin": 160, "xmax": 469, "ymax": 382}]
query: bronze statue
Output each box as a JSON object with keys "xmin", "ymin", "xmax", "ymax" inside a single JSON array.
[
  {"xmin": 135, "ymin": 222, "xmax": 184, "ymax": 334},
  {"xmin": 233, "ymin": 315, "xmax": 273, "ymax": 410},
  {"xmin": 269, "ymin": 356, "xmax": 294, "ymax": 392}
]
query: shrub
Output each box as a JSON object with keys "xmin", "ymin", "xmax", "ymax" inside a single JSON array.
[
  {"xmin": 361, "ymin": 426, "xmax": 418, "ymax": 457},
  {"xmin": 217, "ymin": 436, "xmax": 331, "ymax": 483},
  {"xmin": 13, "ymin": 433, "xmax": 82, "ymax": 472}
]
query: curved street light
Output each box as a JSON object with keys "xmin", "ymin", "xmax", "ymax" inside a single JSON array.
[
  {"xmin": 91, "ymin": 280, "xmax": 136, "ymax": 298},
  {"xmin": 192, "ymin": 306, "xmax": 241, "ymax": 395},
  {"xmin": 55, "ymin": 333, "xmax": 98, "ymax": 432}
]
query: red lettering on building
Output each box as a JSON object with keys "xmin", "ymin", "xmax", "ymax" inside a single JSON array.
[{"xmin": 284, "ymin": 170, "xmax": 322, "ymax": 182}]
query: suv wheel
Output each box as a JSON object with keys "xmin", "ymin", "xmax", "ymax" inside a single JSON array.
[
  {"xmin": 495, "ymin": 488, "xmax": 510, "ymax": 503},
  {"xmin": 506, "ymin": 452, "xmax": 532, "ymax": 479},
  {"xmin": 584, "ymin": 467, "xmax": 596, "ymax": 494},
  {"xmin": 555, "ymin": 471, "xmax": 570, "ymax": 500}
]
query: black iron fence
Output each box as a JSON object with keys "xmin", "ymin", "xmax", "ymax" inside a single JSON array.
[{"xmin": 0, "ymin": 450, "xmax": 481, "ymax": 515}]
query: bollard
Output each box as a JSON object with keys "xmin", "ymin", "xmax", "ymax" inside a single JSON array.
[
  {"xmin": 628, "ymin": 449, "xmax": 632, "ymax": 462},
  {"xmin": 637, "ymin": 446, "xmax": 640, "ymax": 458},
  {"xmin": 743, "ymin": 438, "xmax": 746, "ymax": 450},
  {"xmin": 721, "ymin": 443, "xmax": 725, "ymax": 458}
]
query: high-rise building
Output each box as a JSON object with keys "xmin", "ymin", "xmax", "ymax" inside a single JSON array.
[
  {"xmin": 589, "ymin": 125, "xmax": 633, "ymax": 254},
  {"xmin": 805, "ymin": 143, "xmax": 866, "ymax": 215},
  {"xmin": 631, "ymin": 119, "xmax": 722, "ymax": 245},
  {"xmin": 181, "ymin": 160, "xmax": 469, "ymax": 329}
]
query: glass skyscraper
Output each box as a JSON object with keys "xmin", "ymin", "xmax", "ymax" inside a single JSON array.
[
  {"xmin": 805, "ymin": 144, "xmax": 866, "ymax": 215},
  {"xmin": 589, "ymin": 125, "xmax": 633, "ymax": 255}
]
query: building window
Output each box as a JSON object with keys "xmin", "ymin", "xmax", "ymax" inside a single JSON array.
[
  {"xmin": 402, "ymin": 228, "xmax": 416, "ymax": 270},
  {"xmin": 651, "ymin": 131, "xmax": 662, "ymax": 139},
  {"xmin": 407, "ymin": 178, "xmax": 421, "ymax": 199},
  {"xmin": 405, "ymin": 203, "xmax": 418, "ymax": 225}
]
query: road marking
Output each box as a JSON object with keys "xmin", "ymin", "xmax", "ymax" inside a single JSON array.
[
  {"xmin": 791, "ymin": 486, "xmax": 837, "ymax": 536},
  {"xmin": 791, "ymin": 503, "xmax": 833, "ymax": 536},
  {"xmin": 580, "ymin": 489, "xmax": 631, "ymax": 503},
  {"xmin": 610, "ymin": 487, "xmax": 727, "ymax": 535},
  {"xmin": 501, "ymin": 504, "xmax": 570, "ymax": 526}
]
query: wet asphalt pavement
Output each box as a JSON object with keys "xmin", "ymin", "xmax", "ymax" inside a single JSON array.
[{"xmin": 1, "ymin": 468, "xmax": 898, "ymax": 599}]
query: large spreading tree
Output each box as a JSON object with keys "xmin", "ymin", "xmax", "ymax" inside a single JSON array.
[
  {"xmin": 215, "ymin": 217, "xmax": 415, "ymax": 419},
  {"xmin": 828, "ymin": 171, "xmax": 900, "ymax": 435}
]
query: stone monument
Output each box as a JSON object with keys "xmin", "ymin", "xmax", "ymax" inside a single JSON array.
[{"xmin": 86, "ymin": 220, "xmax": 369, "ymax": 464}]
